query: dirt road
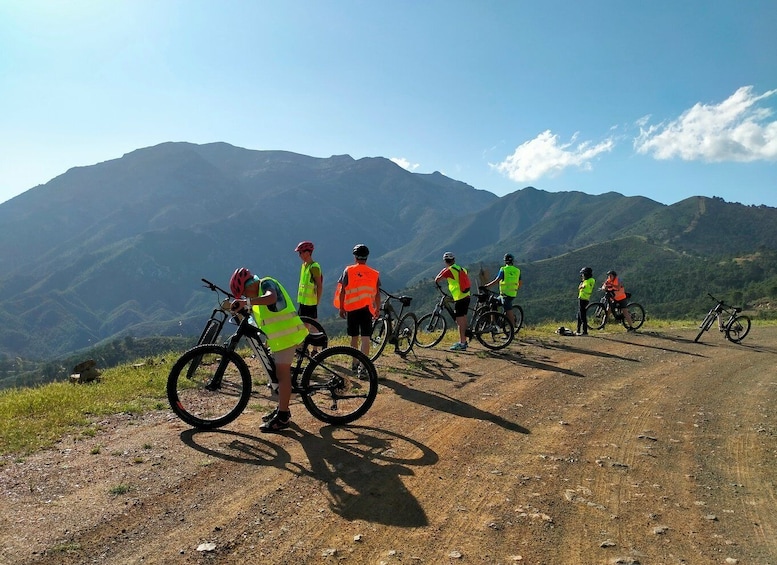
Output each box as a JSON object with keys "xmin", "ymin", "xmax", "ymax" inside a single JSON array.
[{"xmin": 2, "ymin": 326, "xmax": 776, "ymax": 565}]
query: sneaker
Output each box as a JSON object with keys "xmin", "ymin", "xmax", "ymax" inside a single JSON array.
[
  {"xmin": 261, "ymin": 407, "xmax": 289, "ymax": 423},
  {"xmin": 627, "ymin": 327, "xmax": 636, "ymax": 333},
  {"xmin": 449, "ymin": 342, "xmax": 467, "ymax": 351},
  {"xmin": 260, "ymin": 411, "xmax": 291, "ymax": 433}
]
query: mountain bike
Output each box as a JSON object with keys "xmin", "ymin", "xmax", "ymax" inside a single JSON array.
[
  {"xmin": 694, "ymin": 293, "xmax": 751, "ymax": 343},
  {"xmin": 414, "ymin": 284, "xmax": 514, "ymax": 350},
  {"xmin": 472, "ymin": 287, "xmax": 524, "ymax": 333},
  {"xmin": 167, "ymin": 282, "xmax": 376, "ymax": 430},
  {"xmin": 585, "ymin": 290, "xmax": 645, "ymax": 331},
  {"xmin": 368, "ymin": 288, "xmax": 418, "ymax": 361}
]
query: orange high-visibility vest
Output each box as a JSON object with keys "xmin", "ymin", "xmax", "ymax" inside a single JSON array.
[
  {"xmin": 605, "ymin": 277, "xmax": 627, "ymax": 301},
  {"xmin": 333, "ymin": 264, "xmax": 379, "ymax": 312}
]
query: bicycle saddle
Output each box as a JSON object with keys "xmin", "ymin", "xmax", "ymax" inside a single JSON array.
[{"xmin": 399, "ymin": 296, "xmax": 413, "ymax": 307}]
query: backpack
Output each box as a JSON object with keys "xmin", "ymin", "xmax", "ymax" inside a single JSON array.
[{"xmin": 452, "ymin": 266, "xmax": 471, "ymax": 293}]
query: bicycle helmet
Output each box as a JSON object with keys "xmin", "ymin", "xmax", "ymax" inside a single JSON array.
[
  {"xmin": 580, "ymin": 266, "xmax": 593, "ymax": 278},
  {"xmin": 353, "ymin": 244, "xmax": 369, "ymax": 259},
  {"xmin": 229, "ymin": 267, "xmax": 254, "ymax": 297},
  {"xmin": 443, "ymin": 251, "xmax": 455, "ymax": 261},
  {"xmin": 606, "ymin": 270, "xmax": 617, "ymax": 277},
  {"xmin": 294, "ymin": 240, "xmax": 314, "ymax": 253},
  {"xmin": 504, "ymin": 253, "xmax": 514, "ymax": 264}
]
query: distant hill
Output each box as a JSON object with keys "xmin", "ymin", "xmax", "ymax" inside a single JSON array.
[{"xmin": 1, "ymin": 141, "xmax": 776, "ymax": 384}]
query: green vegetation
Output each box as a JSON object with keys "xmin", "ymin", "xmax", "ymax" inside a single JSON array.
[{"xmin": 0, "ymin": 354, "xmax": 174, "ymax": 455}]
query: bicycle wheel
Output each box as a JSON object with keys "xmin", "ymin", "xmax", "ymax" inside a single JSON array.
[
  {"xmin": 300, "ymin": 346, "xmax": 378, "ymax": 425},
  {"xmin": 586, "ymin": 302, "xmax": 608, "ymax": 330},
  {"xmin": 167, "ymin": 344, "xmax": 252, "ymax": 430},
  {"xmin": 415, "ymin": 311, "xmax": 447, "ymax": 348},
  {"xmin": 472, "ymin": 311, "xmax": 514, "ymax": 350},
  {"xmin": 624, "ymin": 303, "xmax": 645, "ymax": 330},
  {"xmin": 694, "ymin": 313, "xmax": 714, "ymax": 343},
  {"xmin": 511, "ymin": 304, "xmax": 524, "ymax": 332},
  {"xmin": 368, "ymin": 316, "xmax": 389, "ymax": 361},
  {"xmin": 394, "ymin": 312, "xmax": 418, "ymax": 356},
  {"xmin": 725, "ymin": 315, "xmax": 751, "ymax": 343}
]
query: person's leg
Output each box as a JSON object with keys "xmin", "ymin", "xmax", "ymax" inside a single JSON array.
[
  {"xmin": 261, "ymin": 346, "xmax": 295, "ymax": 432},
  {"xmin": 456, "ymin": 315, "xmax": 467, "ymax": 344}
]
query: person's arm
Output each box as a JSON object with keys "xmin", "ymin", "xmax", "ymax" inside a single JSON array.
[
  {"xmin": 338, "ymin": 271, "xmax": 348, "ymax": 317},
  {"xmin": 434, "ymin": 268, "xmax": 451, "ymax": 284},
  {"xmin": 373, "ymin": 277, "xmax": 382, "ymax": 316},
  {"xmin": 311, "ymin": 265, "xmax": 323, "ymax": 304},
  {"xmin": 485, "ymin": 268, "xmax": 504, "ymax": 288}
]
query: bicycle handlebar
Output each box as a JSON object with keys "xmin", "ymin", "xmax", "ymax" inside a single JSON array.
[{"xmin": 201, "ymin": 278, "xmax": 234, "ymax": 298}]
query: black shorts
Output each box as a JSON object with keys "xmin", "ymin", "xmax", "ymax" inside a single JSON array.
[
  {"xmin": 453, "ymin": 296, "xmax": 471, "ymax": 318},
  {"xmin": 298, "ymin": 304, "xmax": 318, "ymax": 319},
  {"xmin": 346, "ymin": 306, "xmax": 374, "ymax": 336}
]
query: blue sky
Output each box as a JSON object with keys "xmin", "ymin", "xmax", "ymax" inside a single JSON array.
[{"xmin": 1, "ymin": 1, "xmax": 775, "ymax": 207}]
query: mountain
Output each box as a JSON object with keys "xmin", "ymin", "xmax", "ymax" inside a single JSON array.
[{"xmin": 1, "ymin": 141, "xmax": 776, "ymax": 374}]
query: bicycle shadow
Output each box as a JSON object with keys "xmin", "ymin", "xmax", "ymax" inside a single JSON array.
[
  {"xmin": 179, "ymin": 424, "xmax": 434, "ymax": 527},
  {"xmin": 380, "ymin": 378, "xmax": 531, "ymax": 435},
  {"xmin": 595, "ymin": 332, "xmax": 708, "ymax": 357},
  {"xmin": 377, "ymin": 350, "xmax": 461, "ymax": 382},
  {"xmin": 484, "ymin": 347, "xmax": 589, "ymax": 378},
  {"xmin": 518, "ymin": 338, "xmax": 640, "ymax": 364}
]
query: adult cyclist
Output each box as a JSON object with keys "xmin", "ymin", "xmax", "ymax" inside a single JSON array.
[{"xmin": 484, "ymin": 253, "xmax": 522, "ymax": 327}]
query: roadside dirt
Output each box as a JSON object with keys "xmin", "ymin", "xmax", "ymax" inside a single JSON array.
[{"xmin": 2, "ymin": 326, "xmax": 777, "ymax": 565}]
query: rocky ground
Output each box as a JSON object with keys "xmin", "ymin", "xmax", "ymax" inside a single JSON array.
[{"xmin": 2, "ymin": 325, "xmax": 776, "ymax": 565}]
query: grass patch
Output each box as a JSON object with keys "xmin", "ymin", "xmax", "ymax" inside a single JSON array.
[
  {"xmin": 108, "ymin": 484, "xmax": 131, "ymax": 496},
  {"xmin": 0, "ymin": 353, "xmax": 175, "ymax": 456}
]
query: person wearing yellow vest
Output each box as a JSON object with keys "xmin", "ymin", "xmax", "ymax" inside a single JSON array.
[
  {"xmin": 577, "ymin": 266, "xmax": 595, "ymax": 335},
  {"xmin": 484, "ymin": 253, "xmax": 522, "ymax": 327},
  {"xmin": 294, "ymin": 240, "xmax": 323, "ymax": 324},
  {"xmin": 434, "ymin": 251, "xmax": 471, "ymax": 351},
  {"xmin": 229, "ymin": 267, "xmax": 308, "ymax": 432},
  {"xmin": 336, "ymin": 244, "xmax": 381, "ymax": 358},
  {"xmin": 602, "ymin": 270, "xmax": 634, "ymax": 331}
]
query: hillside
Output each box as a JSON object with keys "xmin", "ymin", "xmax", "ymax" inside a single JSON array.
[
  {"xmin": 2, "ymin": 326, "xmax": 776, "ymax": 564},
  {"xmin": 1, "ymin": 141, "xmax": 777, "ymax": 381}
]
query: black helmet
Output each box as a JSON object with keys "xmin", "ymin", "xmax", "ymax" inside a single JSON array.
[
  {"xmin": 353, "ymin": 244, "xmax": 369, "ymax": 259},
  {"xmin": 606, "ymin": 270, "xmax": 617, "ymax": 277},
  {"xmin": 580, "ymin": 266, "xmax": 593, "ymax": 278},
  {"xmin": 504, "ymin": 253, "xmax": 514, "ymax": 264}
]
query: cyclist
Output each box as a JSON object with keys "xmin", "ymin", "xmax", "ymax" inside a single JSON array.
[
  {"xmin": 577, "ymin": 266, "xmax": 595, "ymax": 335},
  {"xmin": 434, "ymin": 251, "xmax": 471, "ymax": 350},
  {"xmin": 602, "ymin": 270, "xmax": 634, "ymax": 331},
  {"xmin": 483, "ymin": 253, "xmax": 522, "ymax": 327},
  {"xmin": 230, "ymin": 267, "xmax": 308, "ymax": 432},
  {"xmin": 294, "ymin": 240, "xmax": 323, "ymax": 325},
  {"xmin": 335, "ymin": 244, "xmax": 381, "ymax": 358}
]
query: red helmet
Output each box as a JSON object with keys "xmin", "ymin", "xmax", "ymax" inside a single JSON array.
[
  {"xmin": 294, "ymin": 240, "xmax": 314, "ymax": 253},
  {"xmin": 229, "ymin": 267, "xmax": 254, "ymax": 297}
]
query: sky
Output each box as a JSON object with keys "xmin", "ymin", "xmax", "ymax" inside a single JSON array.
[{"xmin": 1, "ymin": 1, "xmax": 776, "ymax": 207}]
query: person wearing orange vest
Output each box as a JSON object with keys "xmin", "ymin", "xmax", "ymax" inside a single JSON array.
[
  {"xmin": 230, "ymin": 267, "xmax": 308, "ymax": 432},
  {"xmin": 602, "ymin": 270, "xmax": 635, "ymax": 331},
  {"xmin": 336, "ymin": 244, "xmax": 381, "ymax": 357},
  {"xmin": 435, "ymin": 251, "xmax": 471, "ymax": 350}
]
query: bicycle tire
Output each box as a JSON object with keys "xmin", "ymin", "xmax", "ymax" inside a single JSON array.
[
  {"xmin": 415, "ymin": 311, "xmax": 447, "ymax": 348},
  {"xmin": 167, "ymin": 344, "xmax": 252, "ymax": 430},
  {"xmin": 368, "ymin": 316, "xmax": 389, "ymax": 361},
  {"xmin": 187, "ymin": 320, "xmax": 222, "ymax": 379},
  {"xmin": 586, "ymin": 302, "xmax": 608, "ymax": 330},
  {"xmin": 623, "ymin": 302, "xmax": 646, "ymax": 330},
  {"xmin": 472, "ymin": 311, "xmax": 514, "ymax": 350},
  {"xmin": 394, "ymin": 312, "xmax": 418, "ymax": 356},
  {"xmin": 694, "ymin": 313, "xmax": 714, "ymax": 343},
  {"xmin": 725, "ymin": 315, "xmax": 751, "ymax": 343},
  {"xmin": 300, "ymin": 346, "xmax": 378, "ymax": 425},
  {"xmin": 511, "ymin": 304, "xmax": 524, "ymax": 332}
]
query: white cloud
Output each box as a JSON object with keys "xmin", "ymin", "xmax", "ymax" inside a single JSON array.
[
  {"xmin": 390, "ymin": 157, "xmax": 420, "ymax": 171},
  {"xmin": 634, "ymin": 86, "xmax": 777, "ymax": 162},
  {"xmin": 491, "ymin": 130, "xmax": 614, "ymax": 183}
]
